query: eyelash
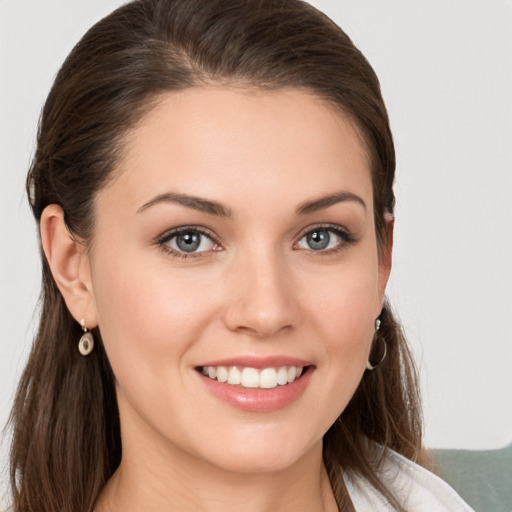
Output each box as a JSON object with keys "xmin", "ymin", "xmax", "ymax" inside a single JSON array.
[
  {"xmin": 157, "ymin": 226, "xmax": 220, "ymax": 259},
  {"xmin": 294, "ymin": 224, "xmax": 357, "ymax": 256},
  {"xmin": 156, "ymin": 224, "xmax": 357, "ymax": 259}
]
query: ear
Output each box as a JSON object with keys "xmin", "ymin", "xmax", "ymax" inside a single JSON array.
[
  {"xmin": 40, "ymin": 204, "xmax": 98, "ymax": 329},
  {"xmin": 376, "ymin": 212, "xmax": 394, "ymax": 311}
]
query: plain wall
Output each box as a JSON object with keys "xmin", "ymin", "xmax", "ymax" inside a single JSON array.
[{"xmin": 1, "ymin": 0, "xmax": 511, "ymax": 499}]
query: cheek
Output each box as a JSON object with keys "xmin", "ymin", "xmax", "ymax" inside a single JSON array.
[
  {"xmin": 300, "ymin": 250, "xmax": 379, "ymax": 410},
  {"xmin": 302, "ymin": 254, "xmax": 380, "ymax": 347},
  {"xmin": 90, "ymin": 251, "xmax": 220, "ymax": 376},
  {"xmin": 304, "ymin": 258, "xmax": 379, "ymax": 417},
  {"xmin": 89, "ymin": 252, "xmax": 228, "ymax": 440}
]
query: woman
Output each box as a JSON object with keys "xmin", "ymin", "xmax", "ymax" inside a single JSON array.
[{"xmin": 8, "ymin": 0, "xmax": 474, "ymax": 511}]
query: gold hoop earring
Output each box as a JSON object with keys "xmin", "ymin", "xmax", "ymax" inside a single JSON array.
[
  {"xmin": 366, "ymin": 318, "xmax": 386, "ymax": 371},
  {"xmin": 78, "ymin": 319, "xmax": 94, "ymax": 356}
]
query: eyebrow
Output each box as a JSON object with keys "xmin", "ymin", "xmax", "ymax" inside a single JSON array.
[
  {"xmin": 136, "ymin": 192, "xmax": 232, "ymax": 217},
  {"xmin": 137, "ymin": 189, "xmax": 365, "ymax": 217},
  {"xmin": 295, "ymin": 191, "xmax": 366, "ymax": 215}
]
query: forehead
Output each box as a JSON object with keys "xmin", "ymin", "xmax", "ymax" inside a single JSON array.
[{"xmin": 101, "ymin": 87, "xmax": 373, "ymax": 214}]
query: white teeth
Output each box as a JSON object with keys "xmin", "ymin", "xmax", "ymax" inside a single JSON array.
[
  {"xmin": 201, "ymin": 365, "xmax": 305, "ymax": 389},
  {"xmin": 287, "ymin": 366, "xmax": 297, "ymax": 383},
  {"xmin": 277, "ymin": 367, "xmax": 288, "ymax": 386},
  {"xmin": 227, "ymin": 366, "xmax": 241, "ymax": 385},
  {"xmin": 241, "ymin": 367, "xmax": 259, "ymax": 388},
  {"xmin": 259, "ymin": 368, "xmax": 278, "ymax": 389},
  {"xmin": 216, "ymin": 366, "xmax": 228, "ymax": 383}
]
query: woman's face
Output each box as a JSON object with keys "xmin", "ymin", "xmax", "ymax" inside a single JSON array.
[{"xmin": 87, "ymin": 88, "xmax": 390, "ymax": 474}]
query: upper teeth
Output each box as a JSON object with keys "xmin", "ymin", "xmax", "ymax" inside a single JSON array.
[{"xmin": 201, "ymin": 366, "xmax": 304, "ymax": 389}]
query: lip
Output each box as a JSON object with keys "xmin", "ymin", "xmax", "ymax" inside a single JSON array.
[
  {"xmin": 195, "ymin": 359, "xmax": 315, "ymax": 413},
  {"xmin": 198, "ymin": 355, "xmax": 313, "ymax": 369}
]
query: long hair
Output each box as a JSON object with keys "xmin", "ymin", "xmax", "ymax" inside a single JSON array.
[{"xmin": 9, "ymin": 1, "xmax": 425, "ymax": 510}]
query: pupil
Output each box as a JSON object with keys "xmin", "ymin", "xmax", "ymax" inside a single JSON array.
[
  {"xmin": 176, "ymin": 232, "xmax": 201, "ymax": 252},
  {"xmin": 307, "ymin": 229, "xmax": 329, "ymax": 250}
]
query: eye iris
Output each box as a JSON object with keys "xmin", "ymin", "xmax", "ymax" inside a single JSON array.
[
  {"xmin": 307, "ymin": 229, "xmax": 330, "ymax": 250},
  {"xmin": 176, "ymin": 232, "xmax": 201, "ymax": 252}
]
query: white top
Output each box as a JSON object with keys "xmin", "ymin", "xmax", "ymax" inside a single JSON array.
[{"xmin": 344, "ymin": 449, "xmax": 475, "ymax": 512}]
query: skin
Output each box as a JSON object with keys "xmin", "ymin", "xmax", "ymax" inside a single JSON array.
[{"xmin": 41, "ymin": 87, "xmax": 392, "ymax": 512}]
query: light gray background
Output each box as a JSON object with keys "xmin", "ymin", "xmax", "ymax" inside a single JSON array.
[{"xmin": 1, "ymin": 1, "xmax": 511, "ymax": 497}]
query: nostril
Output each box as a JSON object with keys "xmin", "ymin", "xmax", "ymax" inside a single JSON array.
[
  {"xmin": 221, "ymin": 258, "xmax": 299, "ymax": 336},
  {"xmin": 231, "ymin": 322, "xmax": 293, "ymax": 338}
]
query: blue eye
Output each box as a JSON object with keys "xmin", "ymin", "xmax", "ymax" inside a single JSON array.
[
  {"xmin": 296, "ymin": 227, "xmax": 348, "ymax": 251},
  {"xmin": 305, "ymin": 229, "xmax": 331, "ymax": 250},
  {"xmin": 163, "ymin": 230, "xmax": 217, "ymax": 254}
]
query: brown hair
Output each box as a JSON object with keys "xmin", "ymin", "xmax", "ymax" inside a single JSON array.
[{"xmin": 9, "ymin": 1, "xmax": 425, "ymax": 510}]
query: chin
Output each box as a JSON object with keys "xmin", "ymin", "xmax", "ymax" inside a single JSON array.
[
  {"xmin": 192, "ymin": 427, "xmax": 321, "ymax": 475},
  {"xmin": 206, "ymin": 451, "xmax": 305, "ymax": 475}
]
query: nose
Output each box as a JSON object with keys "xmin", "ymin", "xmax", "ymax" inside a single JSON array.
[{"xmin": 222, "ymin": 250, "xmax": 299, "ymax": 338}]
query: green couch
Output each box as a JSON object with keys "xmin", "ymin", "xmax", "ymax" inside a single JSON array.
[{"xmin": 431, "ymin": 443, "xmax": 512, "ymax": 512}]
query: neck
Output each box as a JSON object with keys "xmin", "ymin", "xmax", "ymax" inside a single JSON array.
[{"xmin": 96, "ymin": 434, "xmax": 338, "ymax": 512}]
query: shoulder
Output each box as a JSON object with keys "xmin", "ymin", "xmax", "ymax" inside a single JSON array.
[{"xmin": 344, "ymin": 448, "xmax": 475, "ymax": 512}]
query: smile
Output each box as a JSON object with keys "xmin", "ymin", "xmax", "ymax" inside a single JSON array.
[
  {"xmin": 196, "ymin": 359, "xmax": 314, "ymax": 412},
  {"xmin": 200, "ymin": 365, "xmax": 304, "ymax": 389}
]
